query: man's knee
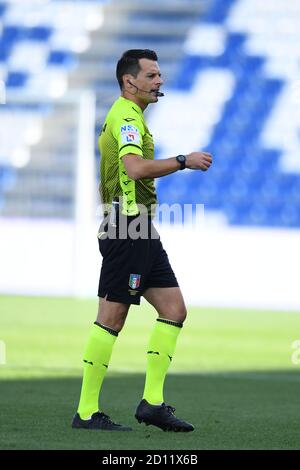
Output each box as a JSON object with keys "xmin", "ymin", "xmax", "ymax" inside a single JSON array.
[
  {"xmin": 96, "ymin": 297, "xmax": 129, "ymax": 332},
  {"xmin": 159, "ymin": 303, "xmax": 187, "ymax": 324}
]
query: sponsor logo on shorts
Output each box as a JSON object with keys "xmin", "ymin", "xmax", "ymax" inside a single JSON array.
[
  {"xmin": 128, "ymin": 290, "xmax": 138, "ymax": 296},
  {"xmin": 129, "ymin": 273, "xmax": 141, "ymax": 289}
]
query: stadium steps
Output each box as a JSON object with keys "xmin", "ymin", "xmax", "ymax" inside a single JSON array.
[
  {"xmin": 0, "ymin": 195, "xmax": 73, "ymax": 219},
  {"xmin": 111, "ymin": 0, "xmax": 204, "ymax": 13},
  {"xmin": 69, "ymin": 60, "xmax": 179, "ymax": 87},
  {"xmin": 83, "ymin": 38, "xmax": 184, "ymax": 62},
  {"xmin": 99, "ymin": 19, "xmax": 194, "ymax": 37},
  {"xmin": 1, "ymin": 171, "xmax": 74, "ymax": 198},
  {"xmin": 68, "ymin": 0, "xmax": 205, "ymax": 93},
  {"xmin": 21, "ymin": 152, "xmax": 75, "ymax": 173},
  {"xmin": 0, "ymin": 108, "xmax": 76, "ymax": 217}
]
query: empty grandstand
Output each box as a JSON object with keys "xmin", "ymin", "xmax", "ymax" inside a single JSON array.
[{"xmin": 0, "ymin": 0, "xmax": 299, "ymax": 308}]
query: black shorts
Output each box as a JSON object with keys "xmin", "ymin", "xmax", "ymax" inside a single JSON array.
[{"xmin": 97, "ymin": 219, "xmax": 179, "ymax": 305}]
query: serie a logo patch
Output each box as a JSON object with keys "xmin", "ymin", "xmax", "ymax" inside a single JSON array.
[
  {"xmin": 129, "ymin": 273, "xmax": 141, "ymax": 289},
  {"xmin": 120, "ymin": 125, "xmax": 141, "ymax": 144}
]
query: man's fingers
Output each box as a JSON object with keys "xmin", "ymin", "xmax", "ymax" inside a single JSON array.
[
  {"xmin": 200, "ymin": 163, "xmax": 209, "ymax": 171},
  {"xmin": 202, "ymin": 153, "xmax": 212, "ymax": 163},
  {"xmin": 201, "ymin": 160, "xmax": 212, "ymax": 168}
]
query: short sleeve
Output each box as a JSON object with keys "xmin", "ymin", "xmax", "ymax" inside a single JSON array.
[{"xmin": 113, "ymin": 114, "xmax": 145, "ymax": 159}]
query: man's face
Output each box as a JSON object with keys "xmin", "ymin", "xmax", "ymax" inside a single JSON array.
[{"xmin": 127, "ymin": 58, "xmax": 164, "ymax": 105}]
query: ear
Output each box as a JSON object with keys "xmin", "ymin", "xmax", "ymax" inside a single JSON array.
[{"xmin": 123, "ymin": 74, "xmax": 134, "ymax": 87}]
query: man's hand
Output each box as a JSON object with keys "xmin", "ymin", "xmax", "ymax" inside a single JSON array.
[{"xmin": 185, "ymin": 152, "xmax": 212, "ymax": 171}]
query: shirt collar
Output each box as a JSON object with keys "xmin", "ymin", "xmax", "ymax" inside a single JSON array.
[{"xmin": 119, "ymin": 96, "xmax": 143, "ymax": 116}]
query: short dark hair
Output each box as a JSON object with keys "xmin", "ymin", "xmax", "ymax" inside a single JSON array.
[{"xmin": 116, "ymin": 49, "xmax": 158, "ymax": 90}]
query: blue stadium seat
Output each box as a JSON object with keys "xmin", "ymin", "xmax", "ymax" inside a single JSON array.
[
  {"xmin": 2, "ymin": 25, "xmax": 25, "ymax": 44},
  {"xmin": 48, "ymin": 50, "xmax": 77, "ymax": 68},
  {"xmin": 0, "ymin": 2, "xmax": 7, "ymax": 17},
  {"xmin": 0, "ymin": 165, "xmax": 17, "ymax": 191},
  {"xmin": 6, "ymin": 71, "xmax": 28, "ymax": 88},
  {"xmin": 280, "ymin": 205, "xmax": 300, "ymax": 227},
  {"xmin": 26, "ymin": 26, "xmax": 52, "ymax": 41},
  {"xmin": 0, "ymin": 40, "xmax": 11, "ymax": 61},
  {"xmin": 2, "ymin": 26, "xmax": 52, "ymax": 43},
  {"xmin": 202, "ymin": 0, "xmax": 236, "ymax": 24}
]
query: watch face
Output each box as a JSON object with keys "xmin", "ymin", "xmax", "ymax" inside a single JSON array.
[{"xmin": 176, "ymin": 155, "xmax": 185, "ymax": 169}]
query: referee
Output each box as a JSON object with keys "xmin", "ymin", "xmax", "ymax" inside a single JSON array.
[{"xmin": 72, "ymin": 49, "xmax": 212, "ymax": 432}]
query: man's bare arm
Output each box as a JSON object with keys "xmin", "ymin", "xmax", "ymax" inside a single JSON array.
[{"xmin": 122, "ymin": 152, "xmax": 212, "ymax": 181}]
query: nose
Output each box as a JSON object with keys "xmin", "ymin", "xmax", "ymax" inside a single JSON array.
[{"xmin": 157, "ymin": 76, "xmax": 164, "ymax": 86}]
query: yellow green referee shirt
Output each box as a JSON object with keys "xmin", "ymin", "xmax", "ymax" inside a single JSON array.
[{"xmin": 98, "ymin": 96, "xmax": 157, "ymax": 216}]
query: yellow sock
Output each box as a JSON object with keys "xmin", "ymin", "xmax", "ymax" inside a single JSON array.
[
  {"xmin": 77, "ymin": 323, "xmax": 118, "ymax": 419},
  {"xmin": 143, "ymin": 318, "xmax": 182, "ymax": 405}
]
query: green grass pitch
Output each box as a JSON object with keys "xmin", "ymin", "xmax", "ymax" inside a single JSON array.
[{"xmin": 1, "ymin": 295, "xmax": 300, "ymax": 450}]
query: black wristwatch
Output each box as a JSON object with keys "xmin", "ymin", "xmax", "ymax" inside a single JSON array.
[{"xmin": 176, "ymin": 154, "xmax": 186, "ymax": 170}]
